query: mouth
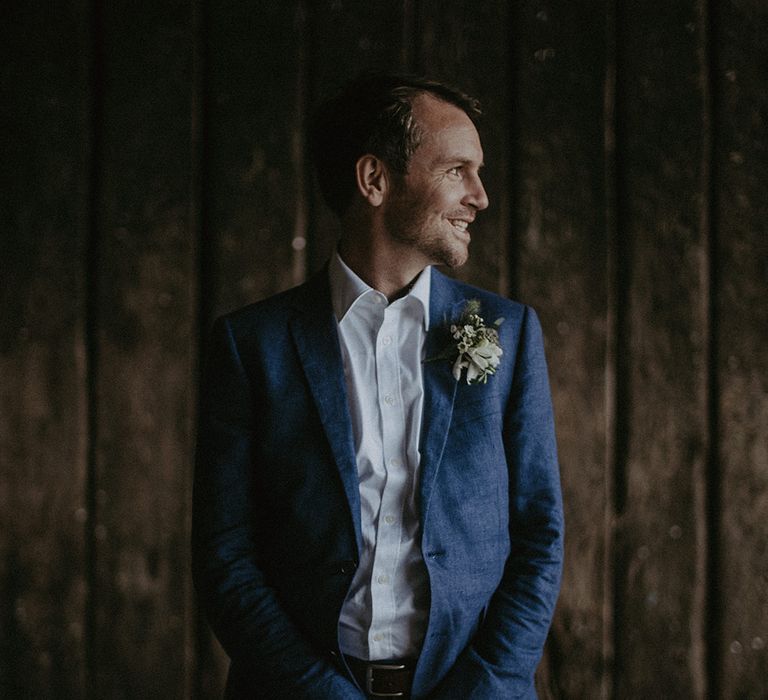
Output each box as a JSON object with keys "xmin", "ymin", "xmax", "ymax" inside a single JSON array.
[{"xmin": 448, "ymin": 218, "xmax": 472, "ymax": 239}]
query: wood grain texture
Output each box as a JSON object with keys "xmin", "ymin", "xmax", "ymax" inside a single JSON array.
[
  {"xmin": 509, "ymin": 2, "xmax": 610, "ymax": 697},
  {"xmin": 306, "ymin": 0, "xmax": 406, "ymax": 272},
  {"xmin": 204, "ymin": 0, "xmax": 307, "ymax": 322},
  {"xmin": 197, "ymin": 1, "xmax": 309, "ymax": 694},
  {"xmin": 0, "ymin": 1, "xmax": 90, "ymax": 696},
  {"xmin": 615, "ymin": 1, "xmax": 709, "ymax": 696},
  {"xmin": 92, "ymin": 1, "xmax": 196, "ymax": 695},
  {"xmin": 415, "ymin": 0, "xmax": 511, "ymax": 296},
  {"xmin": 714, "ymin": 1, "xmax": 768, "ymax": 696},
  {"xmin": 2, "ymin": 4, "xmax": 768, "ymax": 697}
]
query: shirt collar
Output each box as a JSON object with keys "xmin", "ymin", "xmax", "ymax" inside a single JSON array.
[{"xmin": 329, "ymin": 251, "xmax": 431, "ymax": 330}]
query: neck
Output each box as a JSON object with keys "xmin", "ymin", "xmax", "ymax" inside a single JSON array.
[{"xmin": 338, "ymin": 234, "xmax": 428, "ymax": 301}]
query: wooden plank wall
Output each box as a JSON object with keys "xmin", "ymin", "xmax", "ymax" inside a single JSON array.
[{"xmin": 1, "ymin": 1, "xmax": 766, "ymax": 697}]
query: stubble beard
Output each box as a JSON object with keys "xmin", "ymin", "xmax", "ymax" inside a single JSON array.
[{"xmin": 384, "ymin": 197, "xmax": 469, "ymax": 269}]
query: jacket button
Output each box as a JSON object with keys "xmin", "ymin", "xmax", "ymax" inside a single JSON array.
[{"xmin": 339, "ymin": 560, "xmax": 357, "ymax": 575}]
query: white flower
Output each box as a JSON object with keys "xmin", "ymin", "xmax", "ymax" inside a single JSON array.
[
  {"xmin": 443, "ymin": 300, "xmax": 504, "ymax": 385},
  {"xmin": 452, "ymin": 355, "xmax": 468, "ymax": 382},
  {"xmin": 467, "ymin": 338, "xmax": 503, "ymax": 371}
]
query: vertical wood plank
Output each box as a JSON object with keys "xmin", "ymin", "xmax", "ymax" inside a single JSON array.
[
  {"xmin": 615, "ymin": 1, "xmax": 709, "ymax": 696},
  {"xmin": 0, "ymin": 2, "xmax": 90, "ymax": 696},
  {"xmin": 714, "ymin": 0, "xmax": 768, "ymax": 696},
  {"xmin": 197, "ymin": 1, "xmax": 307, "ymax": 695},
  {"xmin": 416, "ymin": 0, "xmax": 511, "ymax": 295},
  {"xmin": 204, "ymin": 0, "xmax": 308, "ymax": 322},
  {"xmin": 509, "ymin": 2, "xmax": 610, "ymax": 697},
  {"xmin": 92, "ymin": 1, "xmax": 196, "ymax": 696},
  {"xmin": 307, "ymin": 0, "xmax": 406, "ymax": 272}
]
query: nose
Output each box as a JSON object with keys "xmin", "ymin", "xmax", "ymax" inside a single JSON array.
[{"xmin": 463, "ymin": 172, "xmax": 489, "ymax": 211}]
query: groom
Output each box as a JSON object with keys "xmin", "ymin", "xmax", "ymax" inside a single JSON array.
[{"xmin": 192, "ymin": 74, "xmax": 563, "ymax": 699}]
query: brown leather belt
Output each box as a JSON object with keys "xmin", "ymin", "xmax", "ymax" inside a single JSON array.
[{"xmin": 344, "ymin": 655, "xmax": 416, "ymax": 698}]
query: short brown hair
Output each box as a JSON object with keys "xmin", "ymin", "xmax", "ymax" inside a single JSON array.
[{"xmin": 308, "ymin": 73, "xmax": 481, "ymax": 216}]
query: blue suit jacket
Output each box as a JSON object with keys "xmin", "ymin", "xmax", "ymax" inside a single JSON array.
[{"xmin": 192, "ymin": 266, "xmax": 563, "ymax": 699}]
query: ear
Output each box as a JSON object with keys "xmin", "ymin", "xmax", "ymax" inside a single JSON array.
[{"xmin": 354, "ymin": 154, "xmax": 388, "ymax": 207}]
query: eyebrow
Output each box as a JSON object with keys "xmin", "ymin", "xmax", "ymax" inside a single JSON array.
[{"xmin": 432, "ymin": 157, "xmax": 485, "ymax": 169}]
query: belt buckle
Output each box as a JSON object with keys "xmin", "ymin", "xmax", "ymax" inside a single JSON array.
[{"xmin": 366, "ymin": 662, "xmax": 406, "ymax": 697}]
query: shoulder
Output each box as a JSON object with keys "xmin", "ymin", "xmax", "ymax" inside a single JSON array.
[
  {"xmin": 215, "ymin": 269, "xmax": 330, "ymax": 337},
  {"xmin": 431, "ymin": 268, "xmax": 531, "ymax": 328}
]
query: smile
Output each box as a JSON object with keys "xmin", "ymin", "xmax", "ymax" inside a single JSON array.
[{"xmin": 449, "ymin": 219, "xmax": 470, "ymax": 232}]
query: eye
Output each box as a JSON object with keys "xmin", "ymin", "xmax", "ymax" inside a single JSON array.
[{"xmin": 446, "ymin": 166, "xmax": 462, "ymax": 178}]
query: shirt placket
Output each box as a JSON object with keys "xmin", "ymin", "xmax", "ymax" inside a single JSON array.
[{"xmin": 368, "ymin": 303, "xmax": 408, "ymax": 658}]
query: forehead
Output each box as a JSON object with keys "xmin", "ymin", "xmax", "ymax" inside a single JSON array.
[{"xmin": 410, "ymin": 93, "xmax": 483, "ymax": 164}]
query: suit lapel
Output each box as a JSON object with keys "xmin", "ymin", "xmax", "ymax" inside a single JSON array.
[
  {"xmin": 287, "ymin": 267, "xmax": 464, "ymax": 550},
  {"xmin": 419, "ymin": 269, "xmax": 463, "ymax": 518},
  {"xmin": 289, "ymin": 270, "xmax": 363, "ymax": 553}
]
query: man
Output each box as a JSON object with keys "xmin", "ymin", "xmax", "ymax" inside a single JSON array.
[{"xmin": 193, "ymin": 74, "xmax": 563, "ymax": 699}]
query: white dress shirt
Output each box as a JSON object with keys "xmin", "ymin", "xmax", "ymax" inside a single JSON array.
[{"xmin": 329, "ymin": 252, "xmax": 431, "ymax": 661}]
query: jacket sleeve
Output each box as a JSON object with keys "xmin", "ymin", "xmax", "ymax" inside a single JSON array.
[
  {"xmin": 191, "ymin": 317, "xmax": 364, "ymax": 699},
  {"xmin": 429, "ymin": 306, "xmax": 564, "ymax": 700}
]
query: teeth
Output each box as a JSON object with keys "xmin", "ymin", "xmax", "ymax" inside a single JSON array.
[{"xmin": 450, "ymin": 220, "xmax": 468, "ymax": 231}]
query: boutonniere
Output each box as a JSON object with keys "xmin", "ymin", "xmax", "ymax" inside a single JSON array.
[{"xmin": 428, "ymin": 299, "xmax": 504, "ymax": 384}]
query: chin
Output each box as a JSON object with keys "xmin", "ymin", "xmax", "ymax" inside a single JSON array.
[
  {"xmin": 436, "ymin": 247, "xmax": 469, "ymax": 269},
  {"xmin": 412, "ymin": 231, "xmax": 469, "ymax": 268}
]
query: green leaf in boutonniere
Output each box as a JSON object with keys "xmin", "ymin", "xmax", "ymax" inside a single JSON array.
[{"xmin": 427, "ymin": 299, "xmax": 504, "ymax": 384}]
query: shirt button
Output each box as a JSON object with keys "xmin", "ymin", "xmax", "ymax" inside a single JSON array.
[
  {"xmin": 383, "ymin": 395, "xmax": 395, "ymax": 406},
  {"xmin": 373, "ymin": 633, "xmax": 383, "ymax": 642},
  {"xmin": 390, "ymin": 457, "xmax": 401, "ymax": 467},
  {"xmin": 377, "ymin": 574, "xmax": 390, "ymax": 585},
  {"xmin": 384, "ymin": 515, "xmax": 395, "ymax": 525},
  {"xmin": 382, "ymin": 335, "xmax": 392, "ymax": 346}
]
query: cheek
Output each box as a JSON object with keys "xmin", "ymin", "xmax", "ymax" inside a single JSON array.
[
  {"xmin": 434, "ymin": 184, "xmax": 461, "ymax": 210},
  {"xmin": 422, "ymin": 190, "xmax": 450, "ymax": 215}
]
